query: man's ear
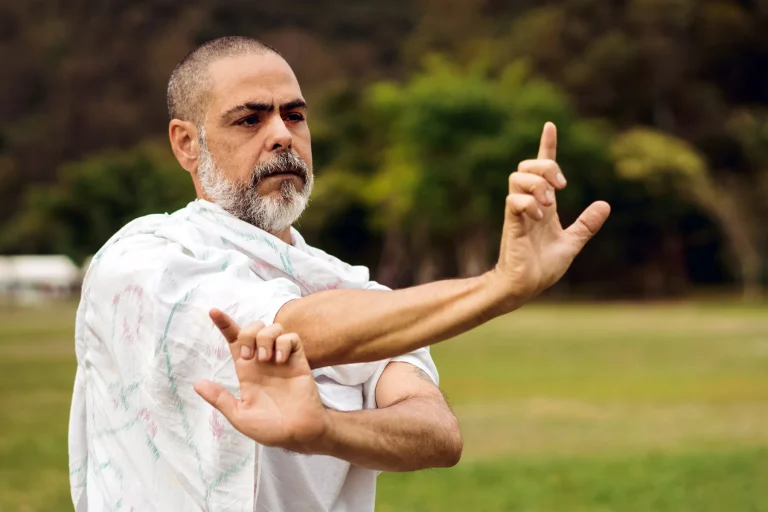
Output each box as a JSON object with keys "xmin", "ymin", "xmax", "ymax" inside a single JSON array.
[{"xmin": 169, "ymin": 120, "xmax": 200, "ymax": 174}]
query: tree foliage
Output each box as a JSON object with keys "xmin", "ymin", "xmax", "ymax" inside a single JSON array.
[
  {"xmin": 2, "ymin": 141, "xmax": 195, "ymax": 263},
  {"xmin": 2, "ymin": 0, "xmax": 767, "ymax": 296}
]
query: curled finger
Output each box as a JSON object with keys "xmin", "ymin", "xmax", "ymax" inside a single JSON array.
[
  {"xmin": 236, "ymin": 321, "xmax": 265, "ymax": 361},
  {"xmin": 517, "ymin": 159, "xmax": 566, "ymax": 190},
  {"xmin": 274, "ymin": 333, "xmax": 300, "ymax": 364},
  {"xmin": 506, "ymin": 193, "xmax": 543, "ymax": 220},
  {"xmin": 508, "ymin": 172, "xmax": 554, "ymax": 206},
  {"xmin": 256, "ymin": 323, "xmax": 285, "ymax": 362}
]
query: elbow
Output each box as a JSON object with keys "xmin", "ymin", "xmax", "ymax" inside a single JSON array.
[
  {"xmin": 441, "ymin": 427, "xmax": 464, "ymax": 468},
  {"xmin": 434, "ymin": 415, "xmax": 463, "ymax": 468}
]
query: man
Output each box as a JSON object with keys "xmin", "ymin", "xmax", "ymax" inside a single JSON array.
[{"xmin": 68, "ymin": 36, "xmax": 609, "ymax": 511}]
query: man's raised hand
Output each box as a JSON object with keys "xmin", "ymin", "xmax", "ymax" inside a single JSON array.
[
  {"xmin": 493, "ymin": 122, "xmax": 611, "ymax": 305},
  {"xmin": 194, "ymin": 309, "xmax": 328, "ymax": 452}
]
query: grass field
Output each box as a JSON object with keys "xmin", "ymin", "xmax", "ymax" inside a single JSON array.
[{"xmin": 1, "ymin": 300, "xmax": 767, "ymax": 511}]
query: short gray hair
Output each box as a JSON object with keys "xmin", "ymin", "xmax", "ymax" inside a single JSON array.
[{"xmin": 166, "ymin": 36, "xmax": 280, "ymax": 124}]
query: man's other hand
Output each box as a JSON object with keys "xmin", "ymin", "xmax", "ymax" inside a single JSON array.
[
  {"xmin": 194, "ymin": 309, "xmax": 328, "ymax": 452},
  {"xmin": 491, "ymin": 122, "xmax": 611, "ymax": 307}
]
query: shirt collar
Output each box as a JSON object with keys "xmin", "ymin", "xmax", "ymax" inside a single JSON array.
[{"xmin": 191, "ymin": 198, "xmax": 302, "ymax": 247}]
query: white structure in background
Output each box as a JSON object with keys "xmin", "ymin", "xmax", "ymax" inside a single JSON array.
[
  {"xmin": 0, "ymin": 258, "xmax": 13, "ymax": 294},
  {"xmin": 0, "ymin": 255, "xmax": 82, "ymax": 302}
]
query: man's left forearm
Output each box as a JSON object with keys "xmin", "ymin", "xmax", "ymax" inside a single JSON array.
[{"xmin": 308, "ymin": 396, "xmax": 462, "ymax": 472}]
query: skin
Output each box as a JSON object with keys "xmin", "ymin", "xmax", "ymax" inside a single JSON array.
[
  {"xmin": 266, "ymin": 123, "xmax": 611, "ymax": 368},
  {"xmin": 169, "ymin": 50, "xmax": 611, "ymax": 469},
  {"xmin": 196, "ymin": 317, "xmax": 462, "ymax": 471},
  {"xmin": 169, "ymin": 52, "xmax": 312, "ymax": 244},
  {"xmin": 195, "ymin": 121, "xmax": 611, "ymax": 462},
  {"xmin": 170, "ymin": 52, "xmax": 462, "ymax": 470}
]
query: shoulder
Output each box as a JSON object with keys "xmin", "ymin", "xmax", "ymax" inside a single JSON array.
[
  {"xmin": 84, "ymin": 206, "xmax": 209, "ymax": 296},
  {"xmin": 87, "ymin": 215, "xmax": 172, "ymax": 278}
]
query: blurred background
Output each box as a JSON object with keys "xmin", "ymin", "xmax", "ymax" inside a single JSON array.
[{"xmin": 0, "ymin": 1, "xmax": 767, "ymax": 510}]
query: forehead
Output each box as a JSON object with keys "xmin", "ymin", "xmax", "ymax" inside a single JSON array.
[{"xmin": 206, "ymin": 53, "xmax": 302, "ymax": 117}]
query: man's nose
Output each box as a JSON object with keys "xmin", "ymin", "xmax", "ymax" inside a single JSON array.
[{"xmin": 264, "ymin": 115, "xmax": 293, "ymax": 152}]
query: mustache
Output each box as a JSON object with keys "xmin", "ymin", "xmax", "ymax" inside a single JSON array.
[{"xmin": 250, "ymin": 151, "xmax": 310, "ymax": 187}]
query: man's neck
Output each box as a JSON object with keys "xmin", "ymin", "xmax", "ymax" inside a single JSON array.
[{"xmin": 272, "ymin": 227, "xmax": 293, "ymax": 245}]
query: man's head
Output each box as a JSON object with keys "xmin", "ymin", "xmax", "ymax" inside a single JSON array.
[{"xmin": 167, "ymin": 36, "xmax": 313, "ymax": 237}]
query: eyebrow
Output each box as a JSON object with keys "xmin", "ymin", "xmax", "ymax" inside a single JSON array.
[{"xmin": 221, "ymin": 99, "xmax": 308, "ymax": 121}]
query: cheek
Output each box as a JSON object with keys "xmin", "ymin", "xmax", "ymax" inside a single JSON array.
[
  {"xmin": 293, "ymin": 127, "xmax": 313, "ymax": 171},
  {"xmin": 223, "ymin": 139, "xmax": 263, "ymax": 181}
]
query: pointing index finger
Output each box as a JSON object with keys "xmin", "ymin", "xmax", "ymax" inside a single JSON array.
[
  {"xmin": 537, "ymin": 122, "xmax": 557, "ymax": 160},
  {"xmin": 209, "ymin": 308, "xmax": 240, "ymax": 343}
]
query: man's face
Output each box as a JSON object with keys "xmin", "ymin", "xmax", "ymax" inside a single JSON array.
[{"xmin": 196, "ymin": 52, "xmax": 314, "ymax": 233}]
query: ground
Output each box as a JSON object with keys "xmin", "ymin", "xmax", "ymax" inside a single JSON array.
[{"xmin": 1, "ymin": 300, "xmax": 766, "ymax": 511}]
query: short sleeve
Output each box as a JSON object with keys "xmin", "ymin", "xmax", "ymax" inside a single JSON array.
[
  {"xmin": 357, "ymin": 280, "xmax": 440, "ymax": 408},
  {"xmin": 153, "ymin": 241, "xmax": 302, "ymax": 328},
  {"xmin": 360, "ymin": 347, "xmax": 439, "ymax": 409},
  {"xmin": 391, "ymin": 347, "xmax": 439, "ymax": 386}
]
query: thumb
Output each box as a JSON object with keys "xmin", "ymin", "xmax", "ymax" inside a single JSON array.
[
  {"xmin": 564, "ymin": 201, "xmax": 611, "ymax": 254},
  {"xmin": 194, "ymin": 380, "xmax": 239, "ymax": 422}
]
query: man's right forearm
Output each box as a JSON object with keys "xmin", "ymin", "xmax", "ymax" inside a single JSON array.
[{"xmin": 274, "ymin": 270, "xmax": 516, "ymax": 368}]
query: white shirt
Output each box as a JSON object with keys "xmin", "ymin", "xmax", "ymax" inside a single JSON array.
[{"xmin": 68, "ymin": 199, "xmax": 438, "ymax": 512}]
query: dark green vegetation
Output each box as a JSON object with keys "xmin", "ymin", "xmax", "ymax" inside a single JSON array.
[{"xmin": 2, "ymin": 1, "xmax": 768, "ymax": 296}]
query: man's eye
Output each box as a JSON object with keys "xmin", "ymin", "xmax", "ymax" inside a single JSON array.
[
  {"xmin": 237, "ymin": 115, "xmax": 259, "ymax": 127},
  {"xmin": 285, "ymin": 113, "xmax": 305, "ymax": 122}
]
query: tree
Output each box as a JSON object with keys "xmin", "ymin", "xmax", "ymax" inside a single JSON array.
[
  {"xmin": 316, "ymin": 55, "xmax": 613, "ymax": 287},
  {"xmin": 398, "ymin": 0, "xmax": 768, "ymax": 295},
  {"xmin": 1, "ymin": 140, "xmax": 195, "ymax": 263},
  {"xmin": 612, "ymin": 127, "xmax": 764, "ymax": 300}
]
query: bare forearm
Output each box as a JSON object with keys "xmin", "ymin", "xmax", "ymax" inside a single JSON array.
[
  {"xmin": 311, "ymin": 397, "xmax": 462, "ymax": 472},
  {"xmin": 276, "ymin": 271, "xmax": 514, "ymax": 368}
]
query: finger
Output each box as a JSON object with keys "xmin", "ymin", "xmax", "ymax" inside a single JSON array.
[
  {"xmin": 274, "ymin": 333, "xmax": 300, "ymax": 364},
  {"xmin": 256, "ymin": 323, "xmax": 285, "ymax": 361},
  {"xmin": 210, "ymin": 309, "xmax": 240, "ymax": 343},
  {"xmin": 564, "ymin": 201, "xmax": 611, "ymax": 253},
  {"xmin": 235, "ymin": 321, "xmax": 266, "ymax": 361},
  {"xmin": 506, "ymin": 193, "xmax": 544, "ymax": 220},
  {"xmin": 537, "ymin": 122, "xmax": 557, "ymax": 160},
  {"xmin": 508, "ymin": 172, "xmax": 554, "ymax": 206},
  {"xmin": 517, "ymin": 159, "xmax": 567, "ymax": 190},
  {"xmin": 284, "ymin": 335, "xmax": 312, "ymax": 374},
  {"xmin": 194, "ymin": 380, "xmax": 239, "ymax": 422}
]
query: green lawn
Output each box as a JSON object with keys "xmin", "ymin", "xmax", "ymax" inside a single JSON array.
[{"xmin": 1, "ymin": 300, "xmax": 767, "ymax": 511}]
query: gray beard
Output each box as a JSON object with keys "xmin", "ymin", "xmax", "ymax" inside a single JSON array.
[{"xmin": 197, "ymin": 130, "xmax": 313, "ymax": 234}]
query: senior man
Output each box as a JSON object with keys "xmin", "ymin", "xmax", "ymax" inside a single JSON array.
[{"xmin": 68, "ymin": 36, "xmax": 610, "ymax": 511}]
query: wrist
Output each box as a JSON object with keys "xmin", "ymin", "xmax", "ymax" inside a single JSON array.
[
  {"xmin": 301, "ymin": 409, "xmax": 339, "ymax": 456},
  {"xmin": 479, "ymin": 268, "xmax": 525, "ymax": 316}
]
